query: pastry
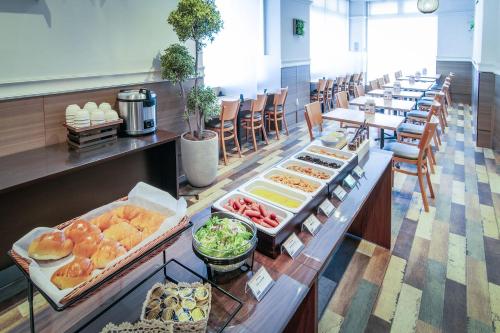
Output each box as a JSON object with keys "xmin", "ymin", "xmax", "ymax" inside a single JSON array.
[
  {"xmin": 64, "ymin": 220, "xmax": 101, "ymax": 243},
  {"xmin": 119, "ymin": 230, "xmax": 144, "ymax": 251},
  {"xmin": 113, "ymin": 205, "xmax": 147, "ymax": 221},
  {"xmin": 91, "ymin": 239, "xmax": 126, "ymax": 269},
  {"xmin": 73, "ymin": 232, "xmax": 103, "ymax": 258},
  {"xmin": 130, "ymin": 212, "xmax": 165, "ymax": 236},
  {"xmin": 51, "ymin": 257, "xmax": 94, "ymax": 290},
  {"xmin": 28, "ymin": 231, "xmax": 74, "ymax": 261},
  {"xmin": 90, "ymin": 212, "xmax": 128, "ymax": 232},
  {"xmin": 103, "ymin": 221, "xmax": 140, "ymax": 242}
]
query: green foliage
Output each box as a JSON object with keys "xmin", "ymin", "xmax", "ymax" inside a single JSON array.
[
  {"xmin": 187, "ymin": 85, "xmax": 219, "ymax": 121},
  {"xmin": 294, "ymin": 19, "xmax": 305, "ymax": 36},
  {"xmin": 160, "ymin": 43, "xmax": 195, "ymax": 84},
  {"xmin": 168, "ymin": 0, "xmax": 223, "ymax": 49}
]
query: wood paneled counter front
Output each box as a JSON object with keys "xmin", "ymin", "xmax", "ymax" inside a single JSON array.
[{"xmin": 8, "ymin": 148, "xmax": 392, "ymax": 333}]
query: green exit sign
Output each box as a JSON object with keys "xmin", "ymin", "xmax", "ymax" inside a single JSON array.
[{"xmin": 293, "ymin": 19, "xmax": 305, "ymax": 36}]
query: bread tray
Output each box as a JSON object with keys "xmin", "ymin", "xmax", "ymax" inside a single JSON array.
[{"xmin": 8, "ymin": 196, "xmax": 191, "ymax": 311}]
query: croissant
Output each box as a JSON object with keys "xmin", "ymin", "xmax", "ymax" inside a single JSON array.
[
  {"xmin": 113, "ymin": 205, "xmax": 147, "ymax": 221},
  {"xmin": 51, "ymin": 257, "xmax": 94, "ymax": 290},
  {"xmin": 91, "ymin": 239, "xmax": 127, "ymax": 269},
  {"xmin": 64, "ymin": 220, "xmax": 101, "ymax": 243},
  {"xmin": 28, "ymin": 231, "xmax": 74, "ymax": 260},
  {"xmin": 73, "ymin": 232, "xmax": 103, "ymax": 258},
  {"xmin": 130, "ymin": 212, "xmax": 165, "ymax": 237},
  {"xmin": 103, "ymin": 222, "xmax": 140, "ymax": 242},
  {"xmin": 119, "ymin": 231, "xmax": 144, "ymax": 251}
]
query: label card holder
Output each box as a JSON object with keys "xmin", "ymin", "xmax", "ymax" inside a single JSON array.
[
  {"xmin": 245, "ymin": 266, "xmax": 275, "ymax": 302},
  {"xmin": 281, "ymin": 233, "xmax": 305, "ymax": 259},
  {"xmin": 332, "ymin": 185, "xmax": 347, "ymax": 201},
  {"xmin": 353, "ymin": 165, "xmax": 365, "ymax": 178},
  {"xmin": 302, "ymin": 214, "xmax": 322, "ymax": 236},
  {"xmin": 318, "ymin": 199, "xmax": 335, "ymax": 217},
  {"xmin": 343, "ymin": 174, "xmax": 357, "ymax": 189}
]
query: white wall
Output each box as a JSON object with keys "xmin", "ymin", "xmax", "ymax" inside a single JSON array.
[
  {"xmin": 0, "ymin": 0, "xmax": 184, "ymax": 99},
  {"xmin": 472, "ymin": 0, "xmax": 500, "ymax": 74},
  {"xmin": 204, "ymin": 0, "xmax": 282, "ymax": 98},
  {"xmin": 436, "ymin": 0, "xmax": 474, "ymax": 61},
  {"xmin": 280, "ymin": 0, "xmax": 311, "ymax": 67}
]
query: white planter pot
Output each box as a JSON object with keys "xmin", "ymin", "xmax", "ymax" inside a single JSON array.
[{"xmin": 181, "ymin": 130, "xmax": 219, "ymax": 187}]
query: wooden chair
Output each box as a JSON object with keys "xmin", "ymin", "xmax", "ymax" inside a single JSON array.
[
  {"xmin": 324, "ymin": 79, "xmax": 334, "ymax": 111},
  {"xmin": 377, "ymin": 77, "xmax": 385, "ymax": 88},
  {"xmin": 355, "ymin": 85, "xmax": 365, "ymax": 97},
  {"xmin": 387, "ymin": 122, "xmax": 437, "ymax": 212},
  {"xmin": 349, "ymin": 73, "xmax": 360, "ymax": 96},
  {"xmin": 336, "ymin": 76, "xmax": 345, "ymax": 94},
  {"xmin": 265, "ymin": 87, "xmax": 289, "ymax": 140},
  {"xmin": 358, "ymin": 72, "xmax": 364, "ymax": 85},
  {"xmin": 311, "ymin": 79, "xmax": 327, "ymax": 105},
  {"xmin": 241, "ymin": 94, "xmax": 269, "ymax": 152},
  {"xmin": 383, "ymin": 74, "xmax": 390, "ymax": 84},
  {"xmin": 343, "ymin": 74, "xmax": 351, "ymax": 92},
  {"xmin": 370, "ymin": 80, "xmax": 379, "ymax": 90},
  {"xmin": 335, "ymin": 91, "xmax": 349, "ymax": 109},
  {"xmin": 206, "ymin": 100, "xmax": 242, "ymax": 165},
  {"xmin": 304, "ymin": 101, "xmax": 323, "ymax": 141},
  {"xmin": 397, "ymin": 103, "xmax": 441, "ymax": 172}
]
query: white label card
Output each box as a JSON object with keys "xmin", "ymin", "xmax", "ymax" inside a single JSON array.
[
  {"xmin": 332, "ymin": 185, "xmax": 347, "ymax": 201},
  {"xmin": 303, "ymin": 214, "xmax": 322, "ymax": 235},
  {"xmin": 353, "ymin": 166, "xmax": 365, "ymax": 178},
  {"xmin": 343, "ymin": 174, "xmax": 357, "ymax": 189},
  {"xmin": 246, "ymin": 266, "xmax": 275, "ymax": 302},
  {"xmin": 281, "ymin": 233, "xmax": 305, "ymax": 259},
  {"xmin": 319, "ymin": 199, "xmax": 335, "ymax": 217}
]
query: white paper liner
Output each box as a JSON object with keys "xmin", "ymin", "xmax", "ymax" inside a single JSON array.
[
  {"xmin": 100, "ymin": 320, "xmax": 173, "ymax": 333},
  {"xmin": 12, "ymin": 182, "xmax": 187, "ymax": 307}
]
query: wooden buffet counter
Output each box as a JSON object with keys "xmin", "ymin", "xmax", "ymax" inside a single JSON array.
[
  {"xmin": 0, "ymin": 130, "xmax": 179, "ymax": 272},
  {"xmin": 7, "ymin": 148, "xmax": 391, "ymax": 333}
]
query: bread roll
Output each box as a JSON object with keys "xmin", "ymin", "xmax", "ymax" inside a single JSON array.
[
  {"xmin": 113, "ymin": 205, "xmax": 147, "ymax": 221},
  {"xmin": 28, "ymin": 231, "xmax": 74, "ymax": 260},
  {"xmin": 91, "ymin": 239, "xmax": 127, "ymax": 269},
  {"xmin": 130, "ymin": 212, "xmax": 165, "ymax": 237},
  {"xmin": 64, "ymin": 220, "xmax": 101, "ymax": 243},
  {"xmin": 90, "ymin": 212, "xmax": 126, "ymax": 231},
  {"xmin": 73, "ymin": 232, "xmax": 103, "ymax": 258},
  {"xmin": 119, "ymin": 231, "xmax": 144, "ymax": 251},
  {"xmin": 51, "ymin": 257, "xmax": 94, "ymax": 290},
  {"xmin": 103, "ymin": 222, "xmax": 139, "ymax": 242}
]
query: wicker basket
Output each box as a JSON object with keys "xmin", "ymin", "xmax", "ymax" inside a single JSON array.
[
  {"xmin": 9, "ymin": 197, "xmax": 190, "ymax": 305},
  {"xmin": 140, "ymin": 282, "xmax": 211, "ymax": 333},
  {"xmin": 100, "ymin": 320, "xmax": 173, "ymax": 333}
]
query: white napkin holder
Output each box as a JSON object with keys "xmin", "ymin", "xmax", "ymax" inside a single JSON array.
[
  {"xmin": 364, "ymin": 99, "xmax": 376, "ymax": 115},
  {"xmin": 422, "ymin": 68, "xmax": 428, "ymax": 75},
  {"xmin": 393, "ymin": 81, "xmax": 401, "ymax": 94},
  {"xmin": 415, "ymin": 71, "xmax": 421, "ymax": 80},
  {"xmin": 409, "ymin": 75, "xmax": 416, "ymax": 84},
  {"xmin": 383, "ymin": 89, "xmax": 393, "ymax": 106}
]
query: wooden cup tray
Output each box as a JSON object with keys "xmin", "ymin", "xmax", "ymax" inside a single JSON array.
[
  {"xmin": 64, "ymin": 119, "xmax": 123, "ymax": 149},
  {"xmin": 9, "ymin": 197, "xmax": 190, "ymax": 307}
]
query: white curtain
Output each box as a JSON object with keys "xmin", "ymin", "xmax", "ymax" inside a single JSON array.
[{"xmin": 367, "ymin": 15, "xmax": 438, "ymax": 81}]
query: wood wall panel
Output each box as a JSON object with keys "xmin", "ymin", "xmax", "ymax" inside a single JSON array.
[
  {"xmin": 436, "ymin": 60, "xmax": 472, "ymax": 105},
  {"xmin": 494, "ymin": 75, "xmax": 500, "ymax": 151},
  {"xmin": 471, "ymin": 67, "xmax": 496, "ymax": 149},
  {"xmin": 0, "ymin": 97, "xmax": 45, "ymax": 157},
  {"xmin": 281, "ymin": 64, "xmax": 310, "ymax": 127},
  {"xmin": 0, "ymin": 80, "xmax": 194, "ymax": 157}
]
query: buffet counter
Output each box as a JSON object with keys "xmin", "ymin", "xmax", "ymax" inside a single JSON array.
[{"xmin": 10, "ymin": 148, "xmax": 392, "ymax": 333}]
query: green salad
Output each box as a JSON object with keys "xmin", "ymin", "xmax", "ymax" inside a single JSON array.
[{"xmin": 194, "ymin": 216, "xmax": 253, "ymax": 258}]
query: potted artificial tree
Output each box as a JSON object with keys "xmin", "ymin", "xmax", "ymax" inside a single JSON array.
[{"xmin": 161, "ymin": 0, "xmax": 223, "ymax": 187}]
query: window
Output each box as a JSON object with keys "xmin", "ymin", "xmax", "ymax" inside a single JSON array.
[
  {"xmin": 369, "ymin": 2, "xmax": 398, "ymax": 16},
  {"xmin": 402, "ymin": 1, "xmax": 420, "ymax": 14},
  {"xmin": 366, "ymin": 15, "xmax": 438, "ymax": 81}
]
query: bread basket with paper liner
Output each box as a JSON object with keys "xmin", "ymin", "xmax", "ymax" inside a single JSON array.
[{"xmin": 10, "ymin": 182, "xmax": 188, "ymax": 307}]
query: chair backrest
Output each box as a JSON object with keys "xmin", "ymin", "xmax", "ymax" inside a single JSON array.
[
  {"xmin": 317, "ymin": 79, "xmax": 327, "ymax": 92},
  {"xmin": 418, "ymin": 122, "xmax": 438, "ymax": 161},
  {"xmin": 370, "ymin": 80, "xmax": 379, "ymax": 90},
  {"xmin": 377, "ymin": 77, "xmax": 385, "ymax": 87},
  {"xmin": 221, "ymin": 100, "xmax": 240, "ymax": 121},
  {"xmin": 326, "ymin": 79, "xmax": 334, "ymax": 91},
  {"xmin": 277, "ymin": 87, "xmax": 288, "ymax": 105},
  {"xmin": 426, "ymin": 102, "xmax": 440, "ymax": 123},
  {"xmin": 383, "ymin": 74, "xmax": 390, "ymax": 84},
  {"xmin": 355, "ymin": 85, "xmax": 365, "ymax": 97},
  {"xmin": 251, "ymin": 94, "xmax": 267, "ymax": 113},
  {"xmin": 352, "ymin": 73, "xmax": 359, "ymax": 83},
  {"xmin": 336, "ymin": 76, "xmax": 344, "ymax": 85},
  {"xmin": 345, "ymin": 74, "xmax": 351, "ymax": 82},
  {"xmin": 335, "ymin": 91, "xmax": 349, "ymax": 109},
  {"xmin": 358, "ymin": 72, "xmax": 364, "ymax": 83},
  {"xmin": 304, "ymin": 101, "xmax": 323, "ymax": 141}
]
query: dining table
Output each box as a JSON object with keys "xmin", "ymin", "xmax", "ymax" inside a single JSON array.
[
  {"xmin": 402, "ymin": 73, "xmax": 441, "ymax": 80},
  {"xmin": 397, "ymin": 77, "xmax": 436, "ymax": 83},
  {"xmin": 366, "ymin": 89, "xmax": 423, "ymax": 101},
  {"xmin": 349, "ymin": 96, "xmax": 416, "ymax": 114},
  {"xmin": 382, "ymin": 80, "xmax": 434, "ymax": 92},
  {"xmin": 323, "ymin": 108, "xmax": 405, "ymax": 148}
]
